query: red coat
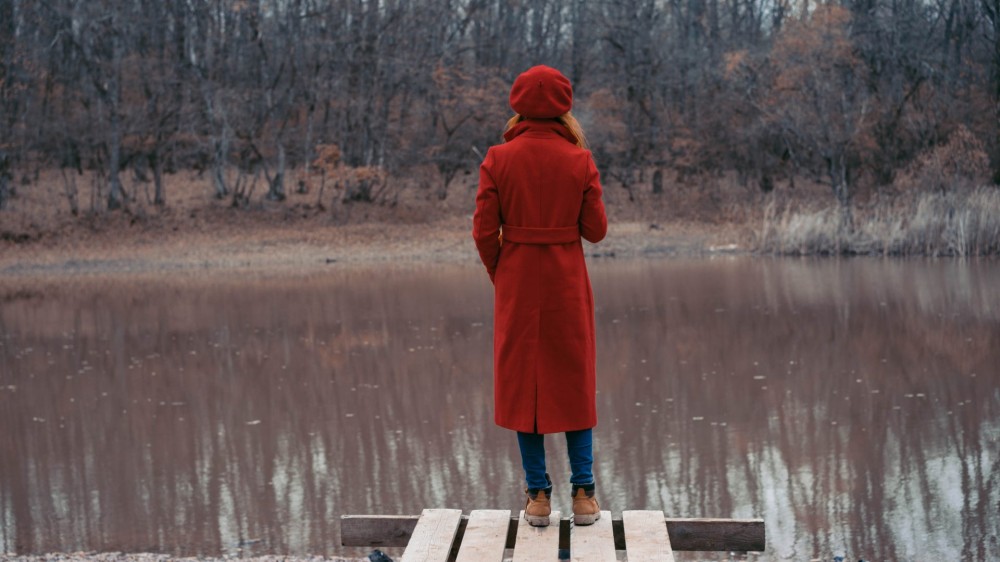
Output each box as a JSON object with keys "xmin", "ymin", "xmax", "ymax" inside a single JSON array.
[{"xmin": 473, "ymin": 119, "xmax": 607, "ymax": 434}]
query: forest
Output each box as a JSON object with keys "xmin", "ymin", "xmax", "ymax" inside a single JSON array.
[{"xmin": 1, "ymin": 0, "xmax": 999, "ymax": 254}]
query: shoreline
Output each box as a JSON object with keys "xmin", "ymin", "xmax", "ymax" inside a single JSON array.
[
  {"xmin": 5, "ymin": 169, "xmax": 997, "ymax": 267},
  {"xmin": 0, "ymin": 217, "xmax": 740, "ymax": 280}
]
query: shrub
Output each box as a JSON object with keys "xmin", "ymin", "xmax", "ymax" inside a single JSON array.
[{"xmin": 896, "ymin": 126, "xmax": 989, "ymax": 194}]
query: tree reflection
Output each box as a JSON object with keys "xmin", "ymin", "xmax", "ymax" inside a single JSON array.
[{"xmin": 1, "ymin": 260, "xmax": 998, "ymax": 560}]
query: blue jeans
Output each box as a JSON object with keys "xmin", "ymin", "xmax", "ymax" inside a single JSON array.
[{"xmin": 517, "ymin": 429, "xmax": 594, "ymax": 491}]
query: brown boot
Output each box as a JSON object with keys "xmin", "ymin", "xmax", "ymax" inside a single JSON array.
[
  {"xmin": 572, "ymin": 485, "xmax": 600, "ymax": 525},
  {"xmin": 524, "ymin": 487, "xmax": 552, "ymax": 527}
]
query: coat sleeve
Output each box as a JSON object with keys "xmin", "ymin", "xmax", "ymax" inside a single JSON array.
[
  {"xmin": 473, "ymin": 149, "xmax": 502, "ymax": 283},
  {"xmin": 579, "ymin": 154, "xmax": 607, "ymax": 243}
]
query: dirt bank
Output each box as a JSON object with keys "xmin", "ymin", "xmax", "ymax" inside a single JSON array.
[
  {"xmin": 0, "ymin": 213, "xmax": 740, "ymax": 279},
  {"xmin": 0, "ymin": 167, "xmax": 754, "ymax": 278}
]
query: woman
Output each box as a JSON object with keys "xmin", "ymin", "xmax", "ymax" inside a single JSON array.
[{"xmin": 472, "ymin": 65, "xmax": 607, "ymax": 527}]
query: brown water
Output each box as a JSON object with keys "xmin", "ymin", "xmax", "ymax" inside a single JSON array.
[{"xmin": 1, "ymin": 259, "xmax": 998, "ymax": 561}]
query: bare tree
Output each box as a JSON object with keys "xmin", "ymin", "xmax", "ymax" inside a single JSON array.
[
  {"xmin": 0, "ymin": 0, "xmax": 996, "ymax": 221},
  {"xmin": 982, "ymin": 0, "xmax": 1000, "ymax": 180},
  {"xmin": 0, "ymin": 150, "xmax": 10, "ymax": 210},
  {"xmin": 762, "ymin": 6, "xmax": 873, "ymax": 224}
]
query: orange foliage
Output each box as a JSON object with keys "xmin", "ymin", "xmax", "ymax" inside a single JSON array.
[
  {"xmin": 431, "ymin": 64, "xmax": 508, "ymax": 135},
  {"xmin": 311, "ymin": 144, "xmax": 342, "ymax": 175},
  {"xmin": 763, "ymin": 3, "xmax": 874, "ymax": 198},
  {"xmin": 723, "ymin": 50, "xmax": 751, "ymax": 79},
  {"xmin": 668, "ymin": 128, "xmax": 707, "ymax": 179},
  {"xmin": 299, "ymin": 144, "xmax": 389, "ymax": 203},
  {"xmin": 772, "ymin": 5, "xmax": 857, "ymax": 94},
  {"xmin": 579, "ymin": 88, "xmax": 628, "ymax": 159},
  {"xmin": 896, "ymin": 126, "xmax": 991, "ymax": 192}
]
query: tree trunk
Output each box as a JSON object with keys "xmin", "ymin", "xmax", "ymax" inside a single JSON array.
[
  {"xmin": 652, "ymin": 168, "xmax": 664, "ymax": 194},
  {"xmin": 828, "ymin": 153, "xmax": 853, "ymax": 236},
  {"xmin": 0, "ymin": 152, "xmax": 10, "ymax": 211},
  {"xmin": 106, "ymin": 29, "xmax": 125, "ymax": 211},
  {"xmin": 152, "ymin": 152, "xmax": 165, "ymax": 206},
  {"xmin": 266, "ymin": 143, "xmax": 286, "ymax": 201},
  {"xmin": 60, "ymin": 167, "xmax": 79, "ymax": 216},
  {"xmin": 303, "ymin": 103, "xmax": 315, "ymax": 180},
  {"xmin": 107, "ymin": 122, "xmax": 124, "ymax": 210},
  {"xmin": 212, "ymin": 136, "xmax": 229, "ymax": 199},
  {"xmin": 994, "ymin": 0, "xmax": 1000, "ymax": 183}
]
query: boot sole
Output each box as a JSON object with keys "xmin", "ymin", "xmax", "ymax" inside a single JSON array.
[
  {"xmin": 524, "ymin": 513, "xmax": 551, "ymax": 527},
  {"xmin": 573, "ymin": 511, "xmax": 600, "ymax": 526}
]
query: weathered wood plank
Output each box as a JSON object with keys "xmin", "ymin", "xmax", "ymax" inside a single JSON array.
[
  {"xmin": 399, "ymin": 508, "xmax": 462, "ymax": 562},
  {"xmin": 341, "ymin": 514, "xmax": 417, "ymax": 547},
  {"xmin": 658, "ymin": 518, "xmax": 765, "ymax": 552},
  {"xmin": 570, "ymin": 511, "xmax": 615, "ymax": 562},
  {"xmin": 623, "ymin": 510, "xmax": 675, "ymax": 562},
  {"xmin": 454, "ymin": 509, "xmax": 510, "ymax": 562},
  {"xmin": 512, "ymin": 510, "xmax": 561, "ymax": 562},
  {"xmin": 340, "ymin": 514, "xmax": 765, "ymax": 552}
]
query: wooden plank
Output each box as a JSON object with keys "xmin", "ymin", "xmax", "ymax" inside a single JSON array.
[
  {"xmin": 454, "ymin": 509, "xmax": 510, "ymax": 562},
  {"xmin": 399, "ymin": 508, "xmax": 463, "ymax": 562},
  {"xmin": 660, "ymin": 518, "xmax": 765, "ymax": 552},
  {"xmin": 512, "ymin": 510, "xmax": 561, "ymax": 562},
  {"xmin": 340, "ymin": 514, "xmax": 765, "ymax": 552},
  {"xmin": 570, "ymin": 511, "xmax": 615, "ymax": 562},
  {"xmin": 623, "ymin": 510, "xmax": 675, "ymax": 562},
  {"xmin": 341, "ymin": 514, "xmax": 418, "ymax": 547}
]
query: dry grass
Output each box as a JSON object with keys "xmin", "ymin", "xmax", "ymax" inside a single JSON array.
[
  {"xmin": 4, "ymin": 165, "xmax": 997, "ymax": 264},
  {"xmin": 0, "ymin": 168, "xmax": 736, "ymax": 277},
  {"xmin": 753, "ymin": 187, "xmax": 1000, "ymax": 256}
]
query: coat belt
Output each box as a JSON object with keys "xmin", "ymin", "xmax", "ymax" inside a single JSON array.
[{"xmin": 502, "ymin": 224, "xmax": 580, "ymax": 245}]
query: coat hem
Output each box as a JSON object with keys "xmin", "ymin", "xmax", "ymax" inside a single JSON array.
[{"xmin": 494, "ymin": 420, "xmax": 597, "ymax": 435}]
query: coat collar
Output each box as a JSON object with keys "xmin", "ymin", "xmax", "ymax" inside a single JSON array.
[{"xmin": 503, "ymin": 118, "xmax": 578, "ymax": 145}]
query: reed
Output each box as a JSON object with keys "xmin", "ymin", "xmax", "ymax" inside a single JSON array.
[{"xmin": 753, "ymin": 187, "xmax": 1000, "ymax": 256}]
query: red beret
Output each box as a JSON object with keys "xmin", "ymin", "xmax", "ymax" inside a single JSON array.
[{"xmin": 509, "ymin": 65, "xmax": 573, "ymax": 119}]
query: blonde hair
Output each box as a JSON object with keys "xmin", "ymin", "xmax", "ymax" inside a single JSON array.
[{"xmin": 504, "ymin": 112, "xmax": 589, "ymax": 149}]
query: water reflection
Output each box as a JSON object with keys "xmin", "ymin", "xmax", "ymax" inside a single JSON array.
[{"xmin": 0, "ymin": 259, "xmax": 997, "ymax": 560}]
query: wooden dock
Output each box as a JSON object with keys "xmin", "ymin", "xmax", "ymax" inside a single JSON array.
[{"xmin": 342, "ymin": 509, "xmax": 765, "ymax": 561}]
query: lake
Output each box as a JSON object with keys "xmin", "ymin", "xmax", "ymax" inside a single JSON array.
[{"xmin": 1, "ymin": 258, "xmax": 998, "ymax": 560}]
